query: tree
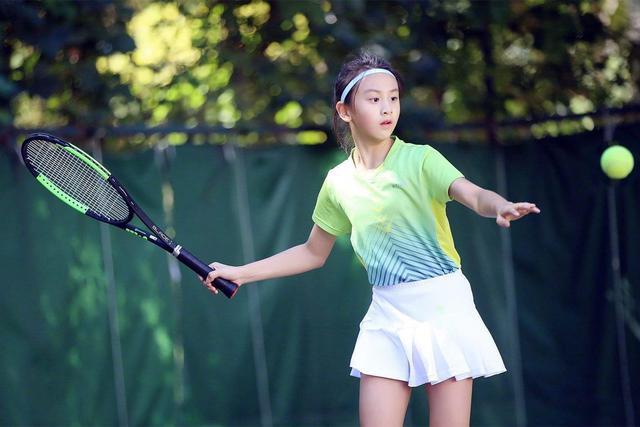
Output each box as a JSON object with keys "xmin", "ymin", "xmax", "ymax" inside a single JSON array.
[
  {"xmin": 0, "ymin": 0, "xmax": 134, "ymax": 132},
  {"xmin": 2, "ymin": 0, "xmax": 639, "ymax": 148}
]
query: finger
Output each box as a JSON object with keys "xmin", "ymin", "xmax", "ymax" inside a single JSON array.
[
  {"xmin": 205, "ymin": 270, "xmax": 219, "ymax": 285},
  {"xmin": 510, "ymin": 203, "xmax": 526, "ymax": 211},
  {"xmin": 204, "ymin": 281, "xmax": 219, "ymax": 295},
  {"xmin": 516, "ymin": 203, "xmax": 536, "ymax": 209},
  {"xmin": 515, "ymin": 203, "xmax": 539, "ymax": 211},
  {"xmin": 517, "ymin": 206, "xmax": 541, "ymax": 214},
  {"xmin": 516, "ymin": 202, "xmax": 539, "ymax": 211},
  {"xmin": 496, "ymin": 216, "xmax": 510, "ymax": 228}
]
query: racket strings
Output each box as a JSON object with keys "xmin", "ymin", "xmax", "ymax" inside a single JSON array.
[{"xmin": 25, "ymin": 139, "xmax": 131, "ymax": 222}]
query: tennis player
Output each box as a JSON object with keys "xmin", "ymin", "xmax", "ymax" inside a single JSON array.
[{"xmin": 203, "ymin": 51, "xmax": 540, "ymax": 427}]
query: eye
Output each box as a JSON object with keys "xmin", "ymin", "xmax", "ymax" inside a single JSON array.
[
  {"xmin": 369, "ymin": 97, "xmax": 380, "ymax": 102},
  {"xmin": 391, "ymin": 96, "xmax": 399, "ymax": 102}
]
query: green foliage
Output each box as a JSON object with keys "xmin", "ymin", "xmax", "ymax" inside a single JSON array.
[
  {"xmin": 1, "ymin": 0, "xmax": 639, "ymax": 146},
  {"xmin": 0, "ymin": 1, "xmax": 134, "ymax": 128}
]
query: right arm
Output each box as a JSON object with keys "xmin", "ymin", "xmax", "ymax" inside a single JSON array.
[{"xmin": 202, "ymin": 224, "xmax": 337, "ymax": 294}]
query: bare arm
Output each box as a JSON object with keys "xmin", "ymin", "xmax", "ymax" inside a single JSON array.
[
  {"xmin": 448, "ymin": 177, "xmax": 540, "ymax": 227},
  {"xmin": 202, "ymin": 224, "xmax": 337, "ymax": 294}
]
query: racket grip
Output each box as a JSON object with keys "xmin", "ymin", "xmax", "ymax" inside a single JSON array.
[{"xmin": 176, "ymin": 248, "xmax": 239, "ymax": 299}]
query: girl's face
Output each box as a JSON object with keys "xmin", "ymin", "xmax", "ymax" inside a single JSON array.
[{"xmin": 340, "ymin": 72, "xmax": 400, "ymax": 145}]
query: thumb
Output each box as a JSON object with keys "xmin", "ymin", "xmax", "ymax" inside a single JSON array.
[{"xmin": 211, "ymin": 262, "xmax": 227, "ymax": 271}]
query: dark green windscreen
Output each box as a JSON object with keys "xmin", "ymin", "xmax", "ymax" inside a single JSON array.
[{"xmin": 0, "ymin": 125, "xmax": 638, "ymax": 426}]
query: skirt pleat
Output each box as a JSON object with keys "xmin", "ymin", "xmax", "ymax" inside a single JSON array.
[{"xmin": 349, "ymin": 269, "xmax": 506, "ymax": 387}]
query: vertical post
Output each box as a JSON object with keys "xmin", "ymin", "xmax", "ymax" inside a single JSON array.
[
  {"xmin": 94, "ymin": 139, "xmax": 129, "ymax": 427},
  {"xmin": 607, "ymin": 183, "xmax": 636, "ymax": 427},
  {"xmin": 495, "ymin": 150, "xmax": 527, "ymax": 427},
  {"xmin": 480, "ymin": 18, "xmax": 527, "ymax": 426},
  {"xmin": 603, "ymin": 108, "xmax": 635, "ymax": 426},
  {"xmin": 226, "ymin": 144, "xmax": 274, "ymax": 427},
  {"xmin": 156, "ymin": 145, "xmax": 186, "ymax": 425}
]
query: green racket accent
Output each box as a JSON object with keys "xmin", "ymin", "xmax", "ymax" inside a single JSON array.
[
  {"xmin": 125, "ymin": 228, "xmax": 148, "ymax": 240},
  {"xmin": 63, "ymin": 146, "xmax": 110, "ymax": 180},
  {"xmin": 36, "ymin": 174, "xmax": 89, "ymax": 214},
  {"xmin": 23, "ymin": 137, "xmax": 130, "ymax": 222},
  {"xmin": 21, "ymin": 133, "xmax": 240, "ymax": 299}
]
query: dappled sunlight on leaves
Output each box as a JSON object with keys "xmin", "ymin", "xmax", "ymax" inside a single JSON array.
[{"xmin": 3, "ymin": 0, "xmax": 640, "ymax": 146}]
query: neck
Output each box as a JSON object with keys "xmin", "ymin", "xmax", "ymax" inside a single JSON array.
[{"xmin": 353, "ymin": 137, "xmax": 394, "ymax": 170}]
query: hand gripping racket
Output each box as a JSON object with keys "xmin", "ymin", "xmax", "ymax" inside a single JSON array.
[{"xmin": 21, "ymin": 133, "xmax": 239, "ymax": 299}]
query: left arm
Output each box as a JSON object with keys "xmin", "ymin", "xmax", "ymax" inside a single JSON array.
[{"xmin": 448, "ymin": 178, "xmax": 541, "ymax": 228}]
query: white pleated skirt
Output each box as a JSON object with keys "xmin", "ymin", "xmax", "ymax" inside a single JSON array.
[{"xmin": 350, "ymin": 269, "xmax": 506, "ymax": 387}]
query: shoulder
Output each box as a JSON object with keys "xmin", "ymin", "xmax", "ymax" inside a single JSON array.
[
  {"xmin": 320, "ymin": 157, "xmax": 353, "ymax": 195},
  {"xmin": 392, "ymin": 137, "xmax": 436, "ymax": 165},
  {"xmin": 326, "ymin": 156, "xmax": 353, "ymax": 180},
  {"xmin": 400, "ymin": 139, "xmax": 451, "ymax": 163}
]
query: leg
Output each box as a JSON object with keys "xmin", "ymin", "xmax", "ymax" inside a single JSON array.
[
  {"xmin": 359, "ymin": 373, "xmax": 412, "ymax": 427},
  {"xmin": 425, "ymin": 378, "xmax": 473, "ymax": 427}
]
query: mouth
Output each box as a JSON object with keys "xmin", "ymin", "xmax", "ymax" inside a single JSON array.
[{"xmin": 380, "ymin": 120, "xmax": 393, "ymax": 126}]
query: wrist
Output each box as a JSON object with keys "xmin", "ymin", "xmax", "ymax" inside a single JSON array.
[{"xmin": 239, "ymin": 265, "xmax": 257, "ymax": 285}]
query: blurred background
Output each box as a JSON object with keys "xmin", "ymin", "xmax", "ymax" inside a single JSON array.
[{"xmin": 1, "ymin": 1, "xmax": 640, "ymax": 426}]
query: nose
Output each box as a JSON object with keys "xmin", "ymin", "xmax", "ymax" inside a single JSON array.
[{"xmin": 381, "ymin": 100, "xmax": 392, "ymax": 115}]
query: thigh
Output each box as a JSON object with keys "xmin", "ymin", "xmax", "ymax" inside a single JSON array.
[
  {"xmin": 359, "ymin": 373, "xmax": 412, "ymax": 427},
  {"xmin": 425, "ymin": 378, "xmax": 473, "ymax": 427}
]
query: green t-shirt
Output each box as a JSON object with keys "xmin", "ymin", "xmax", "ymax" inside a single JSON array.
[{"xmin": 312, "ymin": 136, "xmax": 464, "ymax": 286}]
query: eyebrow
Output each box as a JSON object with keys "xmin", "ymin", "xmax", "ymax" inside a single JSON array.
[{"xmin": 363, "ymin": 88, "xmax": 399, "ymax": 93}]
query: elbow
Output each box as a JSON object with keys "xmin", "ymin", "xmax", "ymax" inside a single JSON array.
[
  {"xmin": 303, "ymin": 240, "xmax": 330, "ymax": 270},
  {"xmin": 313, "ymin": 255, "xmax": 327, "ymax": 270}
]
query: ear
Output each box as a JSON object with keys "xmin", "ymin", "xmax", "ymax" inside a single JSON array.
[{"xmin": 336, "ymin": 101, "xmax": 352, "ymax": 123}]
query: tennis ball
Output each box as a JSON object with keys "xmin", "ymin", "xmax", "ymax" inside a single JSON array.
[{"xmin": 600, "ymin": 145, "xmax": 634, "ymax": 179}]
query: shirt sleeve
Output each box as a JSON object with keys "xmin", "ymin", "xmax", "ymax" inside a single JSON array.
[
  {"xmin": 422, "ymin": 146, "xmax": 465, "ymax": 203},
  {"xmin": 312, "ymin": 173, "xmax": 351, "ymax": 236}
]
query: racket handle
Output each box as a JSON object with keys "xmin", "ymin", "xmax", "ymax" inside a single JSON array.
[{"xmin": 176, "ymin": 248, "xmax": 239, "ymax": 299}]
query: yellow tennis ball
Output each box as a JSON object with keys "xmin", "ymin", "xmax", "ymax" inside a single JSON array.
[{"xmin": 600, "ymin": 145, "xmax": 634, "ymax": 179}]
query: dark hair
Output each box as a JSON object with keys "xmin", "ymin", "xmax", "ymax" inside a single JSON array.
[{"xmin": 332, "ymin": 51, "xmax": 404, "ymax": 152}]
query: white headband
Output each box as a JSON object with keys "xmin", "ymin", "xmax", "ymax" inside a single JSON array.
[{"xmin": 340, "ymin": 68, "xmax": 395, "ymax": 103}]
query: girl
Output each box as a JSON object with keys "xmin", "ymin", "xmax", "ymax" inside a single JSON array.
[{"xmin": 203, "ymin": 51, "xmax": 540, "ymax": 427}]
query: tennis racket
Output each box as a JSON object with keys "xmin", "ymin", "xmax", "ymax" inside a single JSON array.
[{"xmin": 21, "ymin": 132, "xmax": 239, "ymax": 299}]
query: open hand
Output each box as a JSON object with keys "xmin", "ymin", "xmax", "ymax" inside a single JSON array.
[{"xmin": 496, "ymin": 202, "xmax": 540, "ymax": 228}]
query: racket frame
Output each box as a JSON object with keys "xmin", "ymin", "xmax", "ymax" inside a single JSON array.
[{"xmin": 21, "ymin": 133, "xmax": 238, "ymax": 298}]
